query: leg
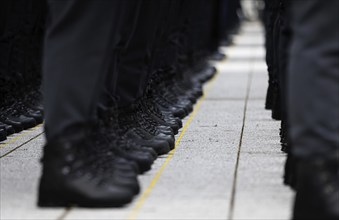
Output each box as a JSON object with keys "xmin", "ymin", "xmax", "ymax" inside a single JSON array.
[
  {"xmin": 43, "ymin": 0, "xmax": 123, "ymax": 139},
  {"xmin": 40, "ymin": 0, "xmax": 138, "ymax": 207},
  {"xmin": 288, "ymin": 0, "xmax": 339, "ymax": 218},
  {"xmin": 115, "ymin": 0, "xmax": 159, "ymax": 107},
  {"xmin": 288, "ymin": 0, "xmax": 339, "ymax": 159}
]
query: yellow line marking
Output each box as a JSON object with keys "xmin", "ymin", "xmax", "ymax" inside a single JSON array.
[
  {"xmin": 127, "ymin": 71, "xmax": 219, "ymax": 220},
  {"xmin": 57, "ymin": 207, "xmax": 72, "ymax": 220},
  {"xmin": 0, "ymin": 124, "xmax": 43, "ymax": 149}
]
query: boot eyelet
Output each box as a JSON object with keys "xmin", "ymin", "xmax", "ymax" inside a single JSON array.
[
  {"xmin": 64, "ymin": 142, "xmax": 71, "ymax": 149},
  {"xmin": 65, "ymin": 154, "xmax": 74, "ymax": 162},
  {"xmin": 61, "ymin": 166, "xmax": 71, "ymax": 175}
]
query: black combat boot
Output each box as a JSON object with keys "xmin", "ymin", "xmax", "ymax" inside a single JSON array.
[
  {"xmin": 1, "ymin": 104, "xmax": 37, "ymax": 130},
  {"xmin": 118, "ymin": 107, "xmax": 171, "ymax": 155},
  {"xmin": 0, "ymin": 122, "xmax": 15, "ymax": 136},
  {"xmin": 154, "ymin": 95, "xmax": 188, "ymax": 119},
  {"xmin": 210, "ymin": 51, "xmax": 227, "ymax": 61},
  {"xmin": 136, "ymin": 103, "xmax": 175, "ymax": 144},
  {"xmin": 265, "ymin": 83, "xmax": 274, "ymax": 110},
  {"xmin": 147, "ymin": 73, "xmax": 189, "ymax": 119},
  {"xmin": 293, "ymin": 158, "xmax": 339, "ymax": 220},
  {"xmin": 0, "ymin": 109, "xmax": 24, "ymax": 133},
  {"xmin": 157, "ymin": 87, "xmax": 194, "ymax": 114},
  {"xmin": 283, "ymin": 152, "xmax": 298, "ymax": 190},
  {"xmin": 193, "ymin": 63, "xmax": 217, "ymax": 83},
  {"xmin": 38, "ymin": 128, "xmax": 138, "ymax": 208},
  {"xmin": 0, "ymin": 128, "xmax": 6, "ymax": 142},
  {"xmin": 271, "ymin": 83, "xmax": 282, "ymax": 120},
  {"xmin": 153, "ymin": 70, "xmax": 195, "ymax": 114},
  {"xmin": 280, "ymin": 121, "xmax": 289, "ymax": 153},
  {"xmin": 144, "ymin": 97, "xmax": 182, "ymax": 133},
  {"xmin": 14, "ymin": 100, "xmax": 44, "ymax": 124},
  {"xmin": 24, "ymin": 88, "xmax": 44, "ymax": 114},
  {"xmin": 138, "ymin": 100, "xmax": 175, "ymax": 135},
  {"xmin": 97, "ymin": 104, "xmax": 156, "ymax": 173}
]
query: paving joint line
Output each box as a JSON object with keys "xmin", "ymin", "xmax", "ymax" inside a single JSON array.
[
  {"xmin": 228, "ymin": 41, "xmax": 256, "ymax": 220},
  {"xmin": 0, "ymin": 132, "xmax": 44, "ymax": 159},
  {"xmin": 57, "ymin": 207, "xmax": 72, "ymax": 220}
]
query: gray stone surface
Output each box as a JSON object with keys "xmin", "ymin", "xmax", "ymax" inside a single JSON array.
[
  {"xmin": 0, "ymin": 22, "xmax": 293, "ymax": 220},
  {"xmin": 0, "ymin": 125, "xmax": 44, "ymax": 157},
  {"xmin": 233, "ymin": 100, "xmax": 294, "ymax": 220},
  {"xmin": 133, "ymin": 100, "xmax": 244, "ymax": 220},
  {"xmin": 0, "ymin": 135, "xmax": 65, "ymax": 220}
]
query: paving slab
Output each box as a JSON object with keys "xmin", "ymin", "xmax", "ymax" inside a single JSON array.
[{"xmin": 233, "ymin": 100, "xmax": 294, "ymax": 220}]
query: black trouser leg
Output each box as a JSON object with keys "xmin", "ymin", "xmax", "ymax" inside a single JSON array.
[
  {"xmin": 264, "ymin": 0, "xmax": 280, "ymax": 110},
  {"xmin": 99, "ymin": 0, "xmax": 142, "ymax": 108},
  {"xmin": 271, "ymin": 11, "xmax": 282, "ymax": 120},
  {"xmin": 43, "ymin": 0, "xmax": 125, "ymax": 139},
  {"xmin": 278, "ymin": 0, "xmax": 291, "ymax": 149},
  {"xmin": 288, "ymin": 0, "xmax": 339, "ymax": 159},
  {"xmin": 115, "ymin": 0, "xmax": 160, "ymax": 107}
]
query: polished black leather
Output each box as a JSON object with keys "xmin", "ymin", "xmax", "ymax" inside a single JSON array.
[
  {"xmin": 293, "ymin": 159, "xmax": 339, "ymax": 220},
  {"xmin": 0, "ymin": 122, "xmax": 15, "ymax": 135},
  {"xmin": 124, "ymin": 129, "xmax": 171, "ymax": 155},
  {"xmin": 0, "ymin": 129, "xmax": 7, "ymax": 142},
  {"xmin": 1, "ymin": 118, "xmax": 24, "ymax": 133},
  {"xmin": 38, "ymin": 134, "xmax": 139, "ymax": 207}
]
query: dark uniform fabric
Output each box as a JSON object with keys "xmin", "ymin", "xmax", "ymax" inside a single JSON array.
[
  {"xmin": 43, "ymin": 0, "xmax": 140, "ymax": 139},
  {"xmin": 263, "ymin": 0, "xmax": 280, "ymax": 111},
  {"xmin": 277, "ymin": 0, "xmax": 291, "ymax": 151},
  {"xmin": 42, "ymin": 0, "xmax": 235, "ymax": 139},
  {"xmin": 288, "ymin": 0, "xmax": 339, "ymax": 159},
  {"xmin": 113, "ymin": 0, "xmax": 230, "ymax": 109},
  {"xmin": 263, "ymin": 0, "xmax": 292, "ymax": 151},
  {"xmin": 114, "ymin": 0, "xmax": 159, "ymax": 108}
]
